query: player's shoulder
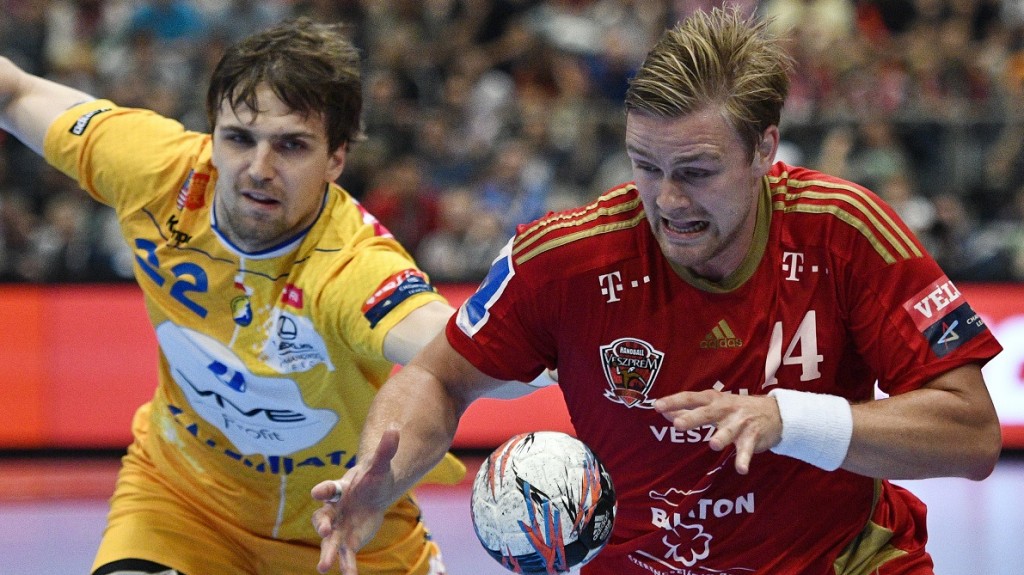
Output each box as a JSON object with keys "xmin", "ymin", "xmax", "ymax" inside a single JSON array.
[
  {"xmin": 302, "ymin": 188, "xmax": 425, "ymax": 285},
  {"xmin": 509, "ymin": 183, "xmax": 646, "ymax": 270},
  {"xmin": 767, "ymin": 163, "xmax": 924, "ymax": 265}
]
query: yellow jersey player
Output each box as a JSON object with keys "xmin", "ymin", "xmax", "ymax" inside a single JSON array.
[{"xmin": 0, "ymin": 17, "xmax": 526, "ymax": 575}]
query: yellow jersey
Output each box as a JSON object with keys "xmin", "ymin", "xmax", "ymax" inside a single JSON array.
[{"xmin": 44, "ymin": 100, "xmax": 464, "ymax": 544}]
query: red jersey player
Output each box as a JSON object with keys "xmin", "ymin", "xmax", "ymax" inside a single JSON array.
[{"xmin": 313, "ymin": 8, "xmax": 1002, "ymax": 575}]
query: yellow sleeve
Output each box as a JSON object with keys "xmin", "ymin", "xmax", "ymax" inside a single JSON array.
[{"xmin": 43, "ymin": 99, "xmax": 209, "ymax": 213}]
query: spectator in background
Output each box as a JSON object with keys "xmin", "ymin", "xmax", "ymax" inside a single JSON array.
[
  {"xmin": 412, "ymin": 110, "xmax": 476, "ymax": 189},
  {"xmin": 98, "ymin": 28, "xmax": 191, "ymax": 113},
  {"xmin": 207, "ymin": 0, "xmax": 289, "ymax": 43},
  {"xmin": 0, "ymin": 191, "xmax": 37, "ymax": 282},
  {"xmin": 843, "ymin": 118, "xmax": 914, "ymax": 192},
  {"xmin": 998, "ymin": 185, "xmax": 1024, "ymax": 280},
  {"xmin": 876, "ymin": 173, "xmax": 936, "ymax": 238},
  {"xmin": 361, "ymin": 154, "xmax": 441, "ymax": 256},
  {"xmin": 813, "ymin": 119, "xmax": 913, "ymax": 193},
  {"xmin": 22, "ymin": 189, "xmax": 95, "ymax": 283},
  {"xmin": 0, "ymin": 0, "xmax": 50, "ymax": 75},
  {"xmin": 0, "ymin": 0, "xmax": 1023, "ymax": 285},
  {"xmin": 760, "ymin": 0, "xmax": 857, "ymax": 52},
  {"xmin": 415, "ymin": 187, "xmax": 508, "ymax": 283},
  {"xmin": 124, "ymin": 0, "xmax": 207, "ymax": 46},
  {"xmin": 923, "ymin": 192, "xmax": 1008, "ymax": 281},
  {"xmin": 477, "ymin": 138, "xmax": 552, "ymax": 237},
  {"xmin": 43, "ymin": 0, "xmax": 113, "ymax": 93}
]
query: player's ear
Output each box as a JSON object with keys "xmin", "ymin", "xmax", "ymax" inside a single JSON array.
[
  {"xmin": 326, "ymin": 142, "xmax": 347, "ymax": 182},
  {"xmin": 754, "ymin": 125, "xmax": 779, "ymax": 171}
]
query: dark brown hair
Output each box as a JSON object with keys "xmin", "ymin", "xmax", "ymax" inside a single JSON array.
[{"xmin": 205, "ymin": 17, "xmax": 363, "ymax": 152}]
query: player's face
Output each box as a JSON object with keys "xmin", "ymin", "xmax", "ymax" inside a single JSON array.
[
  {"xmin": 625, "ymin": 107, "xmax": 776, "ymax": 281},
  {"xmin": 211, "ymin": 85, "xmax": 345, "ymax": 253}
]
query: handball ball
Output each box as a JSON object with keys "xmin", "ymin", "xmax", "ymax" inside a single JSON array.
[{"xmin": 470, "ymin": 431, "xmax": 616, "ymax": 574}]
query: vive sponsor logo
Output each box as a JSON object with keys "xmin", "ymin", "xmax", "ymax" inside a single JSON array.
[{"xmin": 156, "ymin": 322, "xmax": 338, "ymax": 457}]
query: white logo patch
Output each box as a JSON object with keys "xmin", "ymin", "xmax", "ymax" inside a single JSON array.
[
  {"xmin": 261, "ymin": 309, "xmax": 335, "ymax": 373},
  {"xmin": 157, "ymin": 322, "xmax": 338, "ymax": 456}
]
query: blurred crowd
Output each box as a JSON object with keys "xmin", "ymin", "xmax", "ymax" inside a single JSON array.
[{"xmin": 2, "ymin": 0, "xmax": 1024, "ymax": 284}]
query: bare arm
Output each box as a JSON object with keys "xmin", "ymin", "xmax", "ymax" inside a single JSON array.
[
  {"xmin": 383, "ymin": 299, "xmax": 537, "ymax": 398},
  {"xmin": 655, "ymin": 363, "xmax": 1001, "ymax": 480},
  {"xmin": 311, "ymin": 333, "xmax": 505, "ymax": 574},
  {"xmin": 843, "ymin": 363, "xmax": 1001, "ymax": 480},
  {"xmin": 381, "ymin": 300, "xmax": 454, "ymax": 365},
  {"xmin": 0, "ymin": 56, "xmax": 95, "ymax": 155}
]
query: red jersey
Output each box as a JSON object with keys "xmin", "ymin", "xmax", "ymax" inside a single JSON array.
[{"xmin": 447, "ymin": 162, "xmax": 1001, "ymax": 574}]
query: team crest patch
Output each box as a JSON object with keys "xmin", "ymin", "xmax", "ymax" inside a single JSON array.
[
  {"xmin": 362, "ymin": 269, "xmax": 434, "ymax": 328},
  {"xmin": 230, "ymin": 295, "xmax": 252, "ymax": 327},
  {"xmin": 600, "ymin": 337, "xmax": 663, "ymax": 409}
]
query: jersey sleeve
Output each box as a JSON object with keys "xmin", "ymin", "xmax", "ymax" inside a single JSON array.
[
  {"xmin": 446, "ymin": 238, "xmax": 556, "ymax": 383},
  {"xmin": 313, "ymin": 204, "xmax": 449, "ymax": 365},
  {"xmin": 838, "ymin": 203, "xmax": 1002, "ymax": 396},
  {"xmin": 43, "ymin": 99, "xmax": 207, "ymax": 214}
]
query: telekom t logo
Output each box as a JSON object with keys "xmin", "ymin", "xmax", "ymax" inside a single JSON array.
[
  {"xmin": 782, "ymin": 252, "xmax": 805, "ymax": 281},
  {"xmin": 599, "ymin": 271, "xmax": 624, "ymax": 303}
]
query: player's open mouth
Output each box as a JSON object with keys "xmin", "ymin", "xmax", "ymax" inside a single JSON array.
[
  {"xmin": 664, "ymin": 219, "xmax": 708, "ymax": 236},
  {"xmin": 242, "ymin": 191, "xmax": 280, "ymax": 205}
]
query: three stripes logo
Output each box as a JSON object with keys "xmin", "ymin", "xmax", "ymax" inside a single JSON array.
[{"xmin": 700, "ymin": 319, "xmax": 743, "ymax": 349}]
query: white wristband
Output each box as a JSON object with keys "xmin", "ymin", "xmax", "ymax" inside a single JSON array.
[{"xmin": 768, "ymin": 388, "xmax": 853, "ymax": 471}]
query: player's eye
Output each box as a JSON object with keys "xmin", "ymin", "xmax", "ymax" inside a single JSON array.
[
  {"xmin": 222, "ymin": 131, "xmax": 253, "ymax": 145},
  {"xmin": 632, "ymin": 161, "xmax": 660, "ymax": 174},
  {"xmin": 277, "ymin": 139, "xmax": 307, "ymax": 152}
]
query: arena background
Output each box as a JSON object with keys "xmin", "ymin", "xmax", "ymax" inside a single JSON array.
[{"xmin": 3, "ymin": 1, "xmax": 1024, "ymax": 572}]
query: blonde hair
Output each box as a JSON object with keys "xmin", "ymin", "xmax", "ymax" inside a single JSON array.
[{"xmin": 625, "ymin": 7, "xmax": 792, "ymax": 154}]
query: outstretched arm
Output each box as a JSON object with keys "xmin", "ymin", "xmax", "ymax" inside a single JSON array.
[
  {"xmin": 0, "ymin": 56, "xmax": 95, "ymax": 155},
  {"xmin": 311, "ymin": 332, "xmax": 507, "ymax": 574},
  {"xmin": 654, "ymin": 363, "xmax": 1001, "ymax": 479},
  {"xmin": 383, "ymin": 299, "xmax": 543, "ymax": 399}
]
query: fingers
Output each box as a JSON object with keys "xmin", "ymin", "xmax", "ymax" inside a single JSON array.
[
  {"xmin": 317, "ymin": 533, "xmax": 339, "ymax": 573},
  {"xmin": 327, "ymin": 479, "xmax": 344, "ymax": 503},
  {"xmin": 656, "ymin": 391, "xmax": 782, "ymax": 475},
  {"xmin": 655, "ymin": 391, "xmax": 720, "ymax": 429},
  {"xmin": 317, "ymin": 531, "xmax": 359, "ymax": 575},
  {"xmin": 311, "ymin": 479, "xmax": 344, "ymax": 503},
  {"xmin": 312, "ymin": 505, "xmax": 336, "ymax": 538},
  {"xmin": 338, "ymin": 547, "xmax": 358, "ymax": 575},
  {"xmin": 654, "ymin": 390, "xmax": 713, "ymax": 413},
  {"xmin": 311, "ymin": 431, "xmax": 402, "ymax": 575},
  {"xmin": 731, "ymin": 430, "xmax": 757, "ymax": 475}
]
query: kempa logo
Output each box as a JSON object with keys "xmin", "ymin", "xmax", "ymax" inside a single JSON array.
[{"xmin": 701, "ymin": 319, "xmax": 743, "ymax": 349}]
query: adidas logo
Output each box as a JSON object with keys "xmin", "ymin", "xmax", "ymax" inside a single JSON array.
[{"xmin": 700, "ymin": 319, "xmax": 743, "ymax": 349}]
